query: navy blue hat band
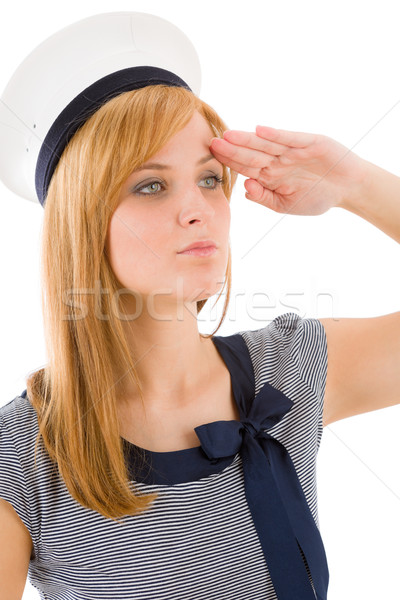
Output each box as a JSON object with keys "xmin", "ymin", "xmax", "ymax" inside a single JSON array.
[{"xmin": 35, "ymin": 66, "xmax": 192, "ymax": 206}]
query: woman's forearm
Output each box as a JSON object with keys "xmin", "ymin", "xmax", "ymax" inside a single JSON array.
[{"xmin": 339, "ymin": 160, "xmax": 400, "ymax": 244}]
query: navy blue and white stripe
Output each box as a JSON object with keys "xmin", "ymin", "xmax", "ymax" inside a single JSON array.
[{"xmin": 0, "ymin": 312, "xmax": 328, "ymax": 599}]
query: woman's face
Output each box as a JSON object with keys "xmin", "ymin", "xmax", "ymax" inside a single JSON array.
[{"xmin": 105, "ymin": 110, "xmax": 231, "ymax": 314}]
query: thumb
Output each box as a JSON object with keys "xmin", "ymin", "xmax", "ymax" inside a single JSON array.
[{"xmin": 244, "ymin": 178, "xmax": 264, "ymax": 202}]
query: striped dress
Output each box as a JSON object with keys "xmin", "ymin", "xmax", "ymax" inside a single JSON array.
[{"xmin": 0, "ymin": 312, "xmax": 328, "ymax": 600}]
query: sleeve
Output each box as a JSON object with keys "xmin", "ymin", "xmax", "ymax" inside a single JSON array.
[
  {"xmin": 272, "ymin": 311, "xmax": 328, "ymax": 422},
  {"xmin": 0, "ymin": 408, "xmax": 35, "ymax": 545}
]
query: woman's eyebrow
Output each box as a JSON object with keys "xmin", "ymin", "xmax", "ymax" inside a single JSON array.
[{"xmin": 134, "ymin": 154, "xmax": 217, "ymax": 172}]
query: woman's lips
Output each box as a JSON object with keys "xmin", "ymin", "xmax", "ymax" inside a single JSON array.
[{"xmin": 178, "ymin": 246, "xmax": 217, "ymax": 257}]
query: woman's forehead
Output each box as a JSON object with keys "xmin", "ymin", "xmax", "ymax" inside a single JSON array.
[{"xmin": 149, "ymin": 114, "xmax": 215, "ymax": 156}]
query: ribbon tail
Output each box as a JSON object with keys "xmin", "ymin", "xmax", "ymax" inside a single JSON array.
[
  {"xmin": 241, "ymin": 432, "xmax": 317, "ymax": 600},
  {"xmin": 261, "ymin": 437, "xmax": 329, "ymax": 600}
]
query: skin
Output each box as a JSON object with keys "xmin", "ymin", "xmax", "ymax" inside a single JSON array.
[
  {"xmin": 209, "ymin": 125, "xmax": 369, "ymax": 215},
  {"xmin": 105, "ymin": 111, "xmax": 231, "ymax": 414}
]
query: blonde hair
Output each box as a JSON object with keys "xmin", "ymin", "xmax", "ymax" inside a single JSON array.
[{"xmin": 26, "ymin": 85, "xmax": 238, "ymax": 523}]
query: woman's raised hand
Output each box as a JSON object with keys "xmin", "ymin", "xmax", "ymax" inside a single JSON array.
[{"xmin": 210, "ymin": 126, "xmax": 370, "ymax": 216}]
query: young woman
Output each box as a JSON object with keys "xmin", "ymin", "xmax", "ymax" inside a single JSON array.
[{"xmin": 0, "ymin": 12, "xmax": 399, "ymax": 600}]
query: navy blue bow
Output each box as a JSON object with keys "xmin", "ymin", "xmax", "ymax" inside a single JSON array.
[{"xmin": 195, "ymin": 381, "xmax": 329, "ymax": 600}]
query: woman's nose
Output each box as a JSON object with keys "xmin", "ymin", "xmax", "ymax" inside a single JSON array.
[{"xmin": 177, "ymin": 184, "xmax": 216, "ymax": 226}]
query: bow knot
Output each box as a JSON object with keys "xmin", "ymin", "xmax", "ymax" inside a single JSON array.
[
  {"xmin": 194, "ymin": 380, "xmax": 294, "ymax": 462},
  {"xmin": 242, "ymin": 419, "xmax": 259, "ymax": 439}
]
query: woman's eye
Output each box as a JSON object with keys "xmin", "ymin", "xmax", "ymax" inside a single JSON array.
[
  {"xmin": 200, "ymin": 176, "xmax": 216, "ymax": 188},
  {"xmin": 136, "ymin": 181, "xmax": 163, "ymax": 195},
  {"xmin": 199, "ymin": 175, "xmax": 224, "ymax": 189}
]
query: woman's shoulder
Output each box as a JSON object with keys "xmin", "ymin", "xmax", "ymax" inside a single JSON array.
[
  {"xmin": 0, "ymin": 391, "xmax": 40, "ymax": 459},
  {"xmin": 236, "ymin": 311, "xmax": 328, "ymax": 421},
  {"xmin": 238, "ymin": 310, "xmax": 325, "ymax": 348},
  {"xmin": 238, "ymin": 311, "xmax": 326, "ymax": 372},
  {"xmin": 0, "ymin": 391, "xmax": 37, "ymax": 430}
]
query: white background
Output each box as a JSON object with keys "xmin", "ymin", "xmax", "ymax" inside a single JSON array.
[{"xmin": 0, "ymin": 1, "xmax": 399, "ymax": 599}]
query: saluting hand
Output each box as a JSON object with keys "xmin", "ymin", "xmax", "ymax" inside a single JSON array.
[{"xmin": 210, "ymin": 126, "xmax": 370, "ymax": 216}]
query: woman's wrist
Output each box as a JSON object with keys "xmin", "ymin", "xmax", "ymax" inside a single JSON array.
[
  {"xmin": 338, "ymin": 159, "xmax": 400, "ymax": 243},
  {"xmin": 336, "ymin": 156, "xmax": 374, "ymax": 212}
]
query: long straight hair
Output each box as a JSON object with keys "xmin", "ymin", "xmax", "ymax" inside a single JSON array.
[{"xmin": 26, "ymin": 85, "xmax": 238, "ymax": 523}]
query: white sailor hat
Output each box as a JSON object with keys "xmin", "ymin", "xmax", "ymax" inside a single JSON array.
[{"xmin": 0, "ymin": 12, "xmax": 202, "ymax": 206}]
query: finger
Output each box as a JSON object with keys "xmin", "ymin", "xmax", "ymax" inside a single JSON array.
[
  {"xmin": 209, "ymin": 147, "xmax": 263, "ymax": 179},
  {"xmin": 256, "ymin": 125, "xmax": 317, "ymax": 148},
  {"xmin": 210, "ymin": 137, "xmax": 276, "ymax": 171},
  {"xmin": 244, "ymin": 179, "xmax": 275, "ymax": 208},
  {"xmin": 244, "ymin": 178, "xmax": 264, "ymax": 201},
  {"xmin": 222, "ymin": 129, "xmax": 286, "ymax": 156}
]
